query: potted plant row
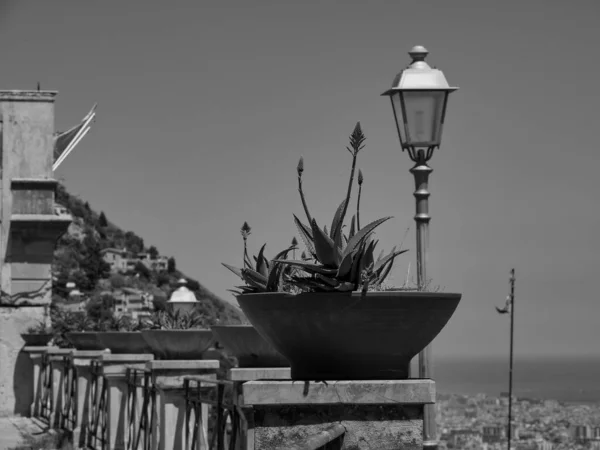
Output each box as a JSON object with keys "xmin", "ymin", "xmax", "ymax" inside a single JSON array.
[
  {"xmin": 139, "ymin": 307, "xmax": 214, "ymax": 360},
  {"xmin": 21, "ymin": 320, "xmax": 54, "ymax": 346},
  {"xmin": 224, "ymin": 123, "xmax": 462, "ymax": 380}
]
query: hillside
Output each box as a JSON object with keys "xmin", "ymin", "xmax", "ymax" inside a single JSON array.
[{"xmin": 52, "ymin": 183, "xmax": 244, "ymax": 324}]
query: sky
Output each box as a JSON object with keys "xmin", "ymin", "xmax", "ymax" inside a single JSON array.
[{"xmin": 1, "ymin": 0, "xmax": 599, "ymax": 359}]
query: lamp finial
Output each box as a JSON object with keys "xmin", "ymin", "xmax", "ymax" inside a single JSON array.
[{"xmin": 408, "ymin": 45, "xmax": 429, "ymax": 63}]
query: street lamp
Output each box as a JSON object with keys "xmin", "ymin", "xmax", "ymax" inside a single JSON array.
[
  {"xmin": 167, "ymin": 278, "xmax": 199, "ymax": 314},
  {"xmin": 382, "ymin": 45, "xmax": 458, "ymax": 450}
]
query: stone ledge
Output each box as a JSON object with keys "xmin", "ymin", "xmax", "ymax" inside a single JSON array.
[
  {"xmin": 241, "ymin": 379, "xmax": 435, "ymax": 406},
  {"xmin": 0, "ymin": 90, "xmax": 57, "ymax": 102},
  {"xmin": 146, "ymin": 360, "xmax": 219, "ymax": 371},
  {"xmin": 22, "ymin": 346, "xmax": 55, "ymax": 354},
  {"xmin": 229, "ymin": 367, "xmax": 291, "ymax": 382}
]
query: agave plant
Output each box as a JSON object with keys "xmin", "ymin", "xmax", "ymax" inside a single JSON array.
[
  {"xmin": 101, "ymin": 315, "xmax": 146, "ymax": 332},
  {"xmin": 143, "ymin": 307, "xmax": 207, "ymax": 330},
  {"xmin": 273, "ymin": 122, "xmax": 408, "ymax": 292},
  {"xmin": 222, "ymin": 223, "xmax": 297, "ymax": 294}
]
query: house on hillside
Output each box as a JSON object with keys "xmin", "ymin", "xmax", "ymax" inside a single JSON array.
[
  {"xmin": 137, "ymin": 252, "xmax": 169, "ymax": 272},
  {"xmin": 110, "ymin": 287, "xmax": 153, "ymax": 319},
  {"xmin": 102, "ymin": 248, "xmax": 170, "ymax": 274},
  {"xmin": 101, "ymin": 248, "xmax": 129, "ymax": 273}
]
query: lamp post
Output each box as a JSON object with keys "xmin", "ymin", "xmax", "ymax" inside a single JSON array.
[
  {"xmin": 382, "ymin": 45, "xmax": 458, "ymax": 449},
  {"xmin": 167, "ymin": 278, "xmax": 200, "ymax": 314}
]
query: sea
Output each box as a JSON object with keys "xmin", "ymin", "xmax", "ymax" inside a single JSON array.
[{"xmin": 430, "ymin": 356, "xmax": 600, "ymax": 404}]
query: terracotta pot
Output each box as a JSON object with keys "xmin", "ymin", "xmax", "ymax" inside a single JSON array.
[
  {"xmin": 237, "ymin": 291, "xmax": 461, "ymax": 380},
  {"xmin": 211, "ymin": 325, "xmax": 289, "ymax": 368},
  {"xmin": 141, "ymin": 330, "xmax": 214, "ymax": 360},
  {"xmin": 21, "ymin": 333, "xmax": 53, "ymax": 346},
  {"xmin": 96, "ymin": 332, "xmax": 151, "ymax": 354},
  {"xmin": 65, "ymin": 332, "xmax": 105, "ymax": 351}
]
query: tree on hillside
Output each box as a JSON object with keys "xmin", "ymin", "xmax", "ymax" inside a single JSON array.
[
  {"xmin": 167, "ymin": 257, "xmax": 176, "ymax": 274},
  {"xmin": 125, "ymin": 231, "xmax": 144, "ymax": 254},
  {"xmin": 148, "ymin": 246, "xmax": 159, "ymax": 259},
  {"xmin": 135, "ymin": 261, "xmax": 151, "ymax": 280},
  {"xmin": 156, "ymin": 272, "xmax": 170, "ymax": 287},
  {"xmin": 84, "ymin": 202, "xmax": 91, "ymax": 212},
  {"xmin": 86, "ymin": 294, "xmax": 116, "ymax": 322},
  {"xmin": 79, "ymin": 234, "xmax": 111, "ymax": 291},
  {"xmin": 99, "ymin": 211, "xmax": 108, "ymax": 227}
]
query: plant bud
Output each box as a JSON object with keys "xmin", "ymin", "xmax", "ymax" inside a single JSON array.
[{"xmin": 297, "ymin": 157, "xmax": 304, "ymax": 175}]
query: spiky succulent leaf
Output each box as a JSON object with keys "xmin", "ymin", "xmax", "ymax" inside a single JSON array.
[
  {"xmin": 358, "ymin": 239, "xmax": 377, "ymax": 277},
  {"xmin": 372, "ymin": 248, "xmax": 408, "ymax": 274},
  {"xmin": 222, "ymin": 263, "xmax": 243, "ymax": 279},
  {"xmin": 293, "ymin": 214, "xmax": 316, "ymax": 257},
  {"xmin": 310, "ymin": 219, "xmax": 337, "ymax": 267},
  {"xmin": 266, "ymin": 245, "xmax": 297, "ymax": 291},
  {"xmin": 349, "ymin": 216, "xmax": 356, "ymax": 239},
  {"xmin": 315, "ymin": 274, "xmax": 341, "ymax": 287},
  {"xmin": 273, "ymin": 260, "xmax": 337, "ymax": 276},
  {"xmin": 336, "ymin": 249, "xmax": 356, "ymax": 279},
  {"xmin": 349, "ymin": 241, "xmax": 366, "ymax": 286},
  {"xmin": 242, "ymin": 267, "xmax": 268, "ymax": 283},
  {"xmin": 256, "ymin": 243, "xmax": 269, "ymax": 277},
  {"xmin": 342, "ymin": 217, "xmax": 392, "ymax": 260},
  {"xmin": 330, "ymin": 199, "xmax": 347, "ymax": 240}
]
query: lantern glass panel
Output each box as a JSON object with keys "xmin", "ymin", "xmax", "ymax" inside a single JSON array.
[
  {"xmin": 401, "ymin": 91, "xmax": 446, "ymax": 147},
  {"xmin": 390, "ymin": 93, "xmax": 407, "ymax": 147}
]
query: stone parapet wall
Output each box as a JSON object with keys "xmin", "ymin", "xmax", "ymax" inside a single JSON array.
[{"xmin": 0, "ymin": 306, "xmax": 47, "ymax": 417}]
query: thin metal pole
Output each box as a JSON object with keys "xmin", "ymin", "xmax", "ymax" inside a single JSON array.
[
  {"xmin": 507, "ymin": 268, "xmax": 516, "ymax": 450},
  {"xmin": 410, "ymin": 149, "xmax": 437, "ymax": 449}
]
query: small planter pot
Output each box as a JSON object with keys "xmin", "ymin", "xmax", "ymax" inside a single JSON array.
[
  {"xmin": 65, "ymin": 332, "xmax": 105, "ymax": 351},
  {"xmin": 237, "ymin": 291, "xmax": 461, "ymax": 380},
  {"xmin": 141, "ymin": 330, "xmax": 214, "ymax": 360},
  {"xmin": 211, "ymin": 325, "xmax": 289, "ymax": 368},
  {"xmin": 21, "ymin": 333, "xmax": 53, "ymax": 346},
  {"xmin": 96, "ymin": 332, "xmax": 151, "ymax": 354}
]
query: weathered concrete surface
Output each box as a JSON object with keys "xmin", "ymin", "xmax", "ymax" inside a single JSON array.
[
  {"xmin": 0, "ymin": 306, "xmax": 47, "ymax": 417},
  {"xmin": 228, "ymin": 367, "xmax": 291, "ymax": 381},
  {"xmin": 240, "ymin": 380, "xmax": 433, "ymax": 449},
  {"xmin": 0, "ymin": 416, "xmax": 48, "ymax": 449},
  {"xmin": 242, "ymin": 379, "xmax": 435, "ymax": 406},
  {"xmin": 252, "ymin": 404, "xmax": 423, "ymax": 450}
]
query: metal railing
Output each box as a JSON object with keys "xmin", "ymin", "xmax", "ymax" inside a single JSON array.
[
  {"xmin": 184, "ymin": 376, "xmax": 242, "ymax": 450},
  {"xmin": 60, "ymin": 353, "xmax": 78, "ymax": 432},
  {"xmin": 126, "ymin": 367, "xmax": 156, "ymax": 450},
  {"xmin": 38, "ymin": 352, "xmax": 53, "ymax": 424},
  {"xmin": 86, "ymin": 359, "xmax": 108, "ymax": 450}
]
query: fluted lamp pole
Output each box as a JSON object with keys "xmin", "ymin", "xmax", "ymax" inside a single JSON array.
[{"xmin": 382, "ymin": 45, "xmax": 458, "ymax": 450}]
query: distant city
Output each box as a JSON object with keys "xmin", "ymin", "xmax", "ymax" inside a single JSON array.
[{"xmin": 438, "ymin": 393, "xmax": 600, "ymax": 450}]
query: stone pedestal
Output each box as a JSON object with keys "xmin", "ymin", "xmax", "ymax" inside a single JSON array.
[
  {"xmin": 239, "ymin": 379, "xmax": 435, "ymax": 450},
  {"xmin": 71, "ymin": 350, "xmax": 108, "ymax": 448},
  {"xmin": 22, "ymin": 346, "xmax": 54, "ymax": 417},
  {"xmin": 149, "ymin": 360, "xmax": 220, "ymax": 450},
  {"xmin": 228, "ymin": 367, "xmax": 291, "ymax": 450},
  {"xmin": 47, "ymin": 348, "xmax": 71, "ymax": 428},
  {"xmin": 99, "ymin": 353, "xmax": 153, "ymax": 450}
]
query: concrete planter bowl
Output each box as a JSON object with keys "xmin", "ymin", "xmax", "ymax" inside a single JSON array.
[
  {"xmin": 237, "ymin": 291, "xmax": 462, "ymax": 380},
  {"xmin": 65, "ymin": 332, "xmax": 105, "ymax": 351},
  {"xmin": 211, "ymin": 325, "xmax": 289, "ymax": 368},
  {"xmin": 141, "ymin": 330, "xmax": 214, "ymax": 360},
  {"xmin": 21, "ymin": 333, "xmax": 53, "ymax": 346},
  {"xmin": 96, "ymin": 332, "xmax": 151, "ymax": 354}
]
